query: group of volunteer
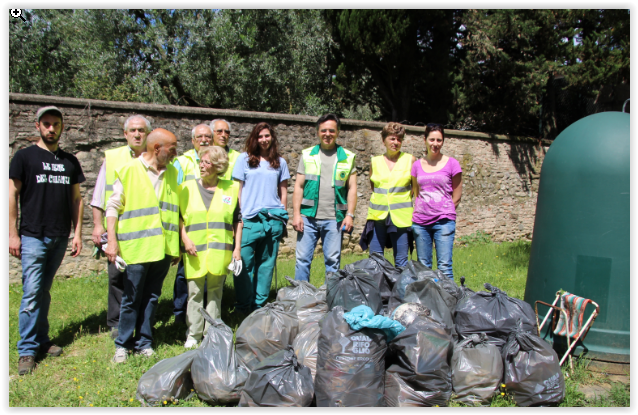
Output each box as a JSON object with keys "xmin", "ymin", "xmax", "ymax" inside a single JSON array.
[{"xmin": 10, "ymin": 106, "xmax": 463, "ymax": 375}]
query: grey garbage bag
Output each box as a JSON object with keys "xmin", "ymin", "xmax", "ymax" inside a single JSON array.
[
  {"xmin": 276, "ymin": 276, "xmax": 322, "ymax": 302},
  {"xmin": 458, "ymin": 276, "xmax": 474, "ymax": 301},
  {"xmin": 136, "ymin": 350, "xmax": 197, "ymax": 406},
  {"xmin": 384, "ymin": 317, "xmax": 454, "ymax": 407},
  {"xmin": 190, "ymin": 310, "xmax": 248, "ymax": 405},
  {"xmin": 292, "ymin": 321, "xmax": 320, "ymax": 381},
  {"xmin": 391, "ymin": 303, "xmax": 431, "ymax": 328},
  {"xmin": 238, "ymin": 346, "xmax": 314, "ymax": 407},
  {"xmin": 344, "ymin": 252, "xmax": 398, "ymax": 308},
  {"xmin": 326, "ymin": 268, "xmax": 383, "ymax": 314},
  {"xmin": 235, "ymin": 301, "xmax": 300, "ymax": 370},
  {"xmin": 315, "ymin": 306, "xmax": 387, "ymax": 407},
  {"xmin": 403, "ymin": 278, "xmax": 456, "ymax": 334},
  {"xmin": 502, "ymin": 320, "xmax": 565, "ymax": 407},
  {"xmin": 388, "ymin": 261, "xmax": 441, "ymax": 314},
  {"xmin": 451, "ymin": 333, "xmax": 503, "ymax": 406},
  {"xmin": 454, "ymin": 283, "xmax": 536, "ymax": 350}
]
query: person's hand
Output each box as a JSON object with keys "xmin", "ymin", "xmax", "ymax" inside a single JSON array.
[
  {"xmin": 232, "ymin": 248, "xmax": 241, "ymax": 262},
  {"xmin": 105, "ymin": 239, "xmax": 119, "ymax": 263},
  {"xmin": 71, "ymin": 234, "xmax": 83, "ymax": 258},
  {"xmin": 92, "ymin": 223, "xmax": 105, "ymax": 248},
  {"xmin": 342, "ymin": 215, "xmax": 354, "ymax": 233},
  {"xmin": 292, "ymin": 214, "xmax": 304, "ymax": 233},
  {"xmin": 9, "ymin": 234, "xmax": 21, "ymax": 259},
  {"xmin": 183, "ymin": 235, "xmax": 198, "ymax": 257}
]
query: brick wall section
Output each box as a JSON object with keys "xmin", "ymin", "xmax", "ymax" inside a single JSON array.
[{"xmin": 9, "ymin": 93, "xmax": 549, "ymax": 283}]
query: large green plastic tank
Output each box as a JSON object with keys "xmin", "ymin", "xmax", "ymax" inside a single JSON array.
[{"xmin": 524, "ymin": 111, "xmax": 630, "ymax": 363}]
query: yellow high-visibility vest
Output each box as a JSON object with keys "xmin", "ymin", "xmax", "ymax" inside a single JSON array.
[
  {"xmin": 115, "ymin": 158, "xmax": 180, "ymax": 264},
  {"xmin": 103, "ymin": 145, "xmax": 134, "ymax": 227},
  {"xmin": 179, "ymin": 179, "xmax": 238, "ymax": 278},
  {"xmin": 175, "ymin": 147, "xmax": 240, "ymax": 183},
  {"xmin": 366, "ymin": 152, "xmax": 414, "ymax": 228}
]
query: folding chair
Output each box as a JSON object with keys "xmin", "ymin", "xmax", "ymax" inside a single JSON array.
[{"xmin": 535, "ymin": 291, "xmax": 600, "ymax": 371}]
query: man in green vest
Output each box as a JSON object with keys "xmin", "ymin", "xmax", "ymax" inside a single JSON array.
[
  {"xmin": 292, "ymin": 114, "xmax": 358, "ymax": 282},
  {"xmin": 90, "ymin": 115, "xmax": 151, "ymax": 340},
  {"xmin": 104, "ymin": 128, "xmax": 180, "ymax": 363}
]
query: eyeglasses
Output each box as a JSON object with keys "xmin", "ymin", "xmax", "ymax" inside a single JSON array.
[{"xmin": 215, "ymin": 129, "xmax": 230, "ymax": 135}]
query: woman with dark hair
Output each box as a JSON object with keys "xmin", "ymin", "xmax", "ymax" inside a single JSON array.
[
  {"xmin": 411, "ymin": 123, "xmax": 463, "ymax": 279},
  {"xmin": 231, "ymin": 122, "xmax": 290, "ymax": 314}
]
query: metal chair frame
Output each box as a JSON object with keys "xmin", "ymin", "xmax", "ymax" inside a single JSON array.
[{"xmin": 535, "ymin": 291, "xmax": 600, "ymax": 371}]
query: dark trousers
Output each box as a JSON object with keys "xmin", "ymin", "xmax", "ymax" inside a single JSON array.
[
  {"xmin": 172, "ymin": 259, "xmax": 188, "ymax": 318},
  {"xmin": 114, "ymin": 256, "xmax": 171, "ymax": 351},
  {"xmin": 107, "ymin": 261, "xmax": 125, "ymax": 328}
]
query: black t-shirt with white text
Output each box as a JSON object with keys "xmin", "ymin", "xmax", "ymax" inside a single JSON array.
[{"xmin": 9, "ymin": 145, "xmax": 86, "ymax": 238}]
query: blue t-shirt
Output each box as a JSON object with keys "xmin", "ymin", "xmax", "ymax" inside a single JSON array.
[{"xmin": 232, "ymin": 152, "xmax": 290, "ymax": 219}]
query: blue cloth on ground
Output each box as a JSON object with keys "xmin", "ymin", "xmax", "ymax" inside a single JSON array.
[{"xmin": 343, "ymin": 305, "xmax": 406, "ymax": 341}]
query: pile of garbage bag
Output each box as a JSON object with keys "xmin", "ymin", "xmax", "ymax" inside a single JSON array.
[{"xmin": 134, "ymin": 256, "xmax": 565, "ymax": 408}]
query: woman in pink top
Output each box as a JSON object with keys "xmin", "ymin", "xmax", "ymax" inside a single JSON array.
[{"xmin": 411, "ymin": 123, "xmax": 463, "ymax": 279}]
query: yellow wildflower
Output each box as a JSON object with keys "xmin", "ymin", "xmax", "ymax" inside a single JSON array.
[
  {"xmin": 501, "ymin": 384, "xmax": 506, "ymax": 388},
  {"xmin": 79, "ymin": 396, "xmax": 83, "ymax": 400},
  {"xmin": 501, "ymin": 392, "xmax": 505, "ymax": 396},
  {"xmin": 163, "ymin": 401, "xmax": 167, "ymax": 405},
  {"xmin": 130, "ymin": 398, "xmax": 134, "ymax": 402},
  {"xmin": 89, "ymin": 404, "xmax": 93, "ymax": 407},
  {"xmin": 74, "ymin": 377, "xmax": 78, "ymax": 381}
]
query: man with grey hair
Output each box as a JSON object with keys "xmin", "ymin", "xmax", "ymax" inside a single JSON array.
[
  {"xmin": 210, "ymin": 119, "xmax": 240, "ymax": 181},
  {"xmin": 90, "ymin": 114, "xmax": 151, "ymax": 340}
]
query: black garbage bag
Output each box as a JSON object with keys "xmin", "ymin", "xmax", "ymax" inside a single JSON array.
[
  {"xmin": 276, "ymin": 276, "xmax": 322, "ymax": 302},
  {"xmin": 403, "ymin": 278, "xmax": 456, "ymax": 334},
  {"xmin": 315, "ymin": 306, "xmax": 387, "ymax": 407},
  {"xmin": 451, "ymin": 333, "xmax": 503, "ymax": 406},
  {"xmin": 368, "ymin": 252, "xmax": 402, "ymax": 288},
  {"xmin": 454, "ymin": 283, "xmax": 536, "ymax": 348},
  {"xmin": 136, "ymin": 349, "xmax": 197, "ymax": 406},
  {"xmin": 502, "ymin": 320, "xmax": 565, "ymax": 407},
  {"xmin": 391, "ymin": 303, "xmax": 431, "ymax": 328},
  {"xmin": 235, "ymin": 301, "xmax": 299, "ymax": 370},
  {"xmin": 384, "ymin": 317, "xmax": 454, "ymax": 407},
  {"xmin": 292, "ymin": 321, "xmax": 321, "ymax": 380},
  {"xmin": 387, "ymin": 261, "xmax": 441, "ymax": 315},
  {"xmin": 344, "ymin": 252, "xmax": 400, "ymax": 307},
  {"xmin": 326, "ymin": 268, "xmax": 383, "ymax": 315},
  {"xmin": 458, "ymin": 276, "xmax": 475, "ymax": 301},
  {"xmin": 190, "ymin": 310, "xmax": 249, "ymax": 405},
  {"xmin": 238, "ymin": 346, "xmax": 314, "ymax": 407}
]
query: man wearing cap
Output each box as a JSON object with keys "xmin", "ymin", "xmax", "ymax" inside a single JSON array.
[
  {"xmin": 105, "ymin": 128, "xmax": 180, "ymax": 363},
  {"xmin": 171, "ymin": 120, "xmax": 240, "ymax": 323},
  {"xmin": 9, "ymin": 106, "xmax": 85, "ymax": 375},
  {"xmin": 90, "ymin": 115, "xmax": 151, "ymax": 340},
  {"xmin": 292, "ymin": 113, "xmax": 357, "ymax": 281}
]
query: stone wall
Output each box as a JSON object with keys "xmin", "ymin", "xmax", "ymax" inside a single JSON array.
[{"xmin": 9, "ymin": 93, "xmax": 549, "ymax": 283}]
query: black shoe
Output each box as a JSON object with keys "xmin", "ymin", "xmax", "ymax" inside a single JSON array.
[
  {"xmin": 18, "ymin": 356, "xmax": 35, "ymax": 375},
  {"xmin": 110, "ymin": 327, "xmax": 119, "ymax": 340}
]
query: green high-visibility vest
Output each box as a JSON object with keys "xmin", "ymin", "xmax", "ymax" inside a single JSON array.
[
  {"xmin": 299, "ymin": 145, "xmax": 356, "ymax": 223},
  {"xmin": 179, "ymin": 179, "xmax": 238, "ymax": 279},
  {"xmin": 115, "ymin": 158, "xmax": 180, "ymax": 264},
  {"xmin": 103, "ymin": 145, "xmax": 134, "ymax": 227},
  {"xmin": 174, "ymin": 147, "xmax": 240, "ymax": 183},
  {"xmin": 366, "ymin": 152, "xmax": 414, "ymax": 228}
]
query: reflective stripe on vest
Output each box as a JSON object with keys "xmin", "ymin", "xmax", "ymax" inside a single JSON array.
[
  {"xmin": 299, "ymin": 145, "xmax": 356, "ymax": 223},
  {"xmin": 179, "ymin": 179, "xmax": 239, "ymax": 279},
  {"xmin": 103, "ymin": 146, "xmax": 134, "ymax": 227},
  {"xmin": 115, "ymin": 159, "xmax": 180, "ymax": 264},
  {"xmin": 174, "ymin": 149, "xmax": 200, "ymax": 184},
  {"xmin": 366, "ymin": 152, "xmax": 414, "ymax": 227}
]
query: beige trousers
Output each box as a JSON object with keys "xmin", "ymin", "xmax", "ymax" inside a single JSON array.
[{"xmin": 186, "ymin": 273, "xmax": 226, "ymax": 342}]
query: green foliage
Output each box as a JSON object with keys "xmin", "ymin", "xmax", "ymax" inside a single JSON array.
[{"xmin": 456, "ymin": 230, "xmax": 494, "ymax": 246}]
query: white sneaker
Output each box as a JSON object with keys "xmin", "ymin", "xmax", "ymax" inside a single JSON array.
[
  {"xmin": 112, "ymin": 347, "xmax": 128, "ymax": 363},
  {"xmin": 184, "ymin": 339, "xmax": 198, "ymax": 349},
  {"xmin": 135, "ymin": 348, "xmax": 155, "ymax": 357}
]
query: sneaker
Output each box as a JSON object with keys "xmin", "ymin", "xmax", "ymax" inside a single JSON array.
[
  {"xmin": 110, "ymin": 327, "xmax": 119, "ymax": 340},
  {"xmin": 112, "ymin": 347, "xmax": 128, "ymax": 364},
  {"xmin": 184, "ymin": 339, "xmax": 198, "ymax": 349},
  {"xmin": 18, "ymin": 356, "xmax": 35, "ymax": 375},
  {"xmin": 135, "ymin": 348, "xmax": 155, "ymax": 357},
  {"xmin": 42, "ymin": 342, "xmax": 63, "ymax": 357}
]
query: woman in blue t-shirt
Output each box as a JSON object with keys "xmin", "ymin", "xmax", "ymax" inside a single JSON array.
[{"xmin": 232, "ymin": 122, "xmax": 290, "ymax": 314}]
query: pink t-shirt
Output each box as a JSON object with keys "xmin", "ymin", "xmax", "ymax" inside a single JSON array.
[{"xmin": 411, "ymin": 157, "xmax": 462, "ymax": 226}]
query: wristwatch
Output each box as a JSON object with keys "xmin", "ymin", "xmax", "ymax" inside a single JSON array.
[{"xmin": 346, "ymin": 213, "xmax": 355, "ymax": 219}]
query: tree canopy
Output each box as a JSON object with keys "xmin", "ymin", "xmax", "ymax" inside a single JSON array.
[{"xmin": 10, "ymin": 9, "xmax": 629, "ymax": 139}]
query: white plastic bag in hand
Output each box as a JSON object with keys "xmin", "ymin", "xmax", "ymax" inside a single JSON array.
[{"xmin": 228, "ymin": 259, "xmax": 243, "ymax": 276}]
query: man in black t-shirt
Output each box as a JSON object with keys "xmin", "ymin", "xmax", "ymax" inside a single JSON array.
[{"xmin": 9, "ymin": 106, "xmax": 85, "ymax": 376}]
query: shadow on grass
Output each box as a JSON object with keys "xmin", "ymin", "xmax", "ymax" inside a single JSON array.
[
  {"xmin": 50, "ymin": 309, "xmax": 108, "ymax": 348},
  {"xmin": 501, "ymin": 241, "xmax": 532, "ymax": 269}
]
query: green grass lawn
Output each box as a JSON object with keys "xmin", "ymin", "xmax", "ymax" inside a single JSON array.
[{"xmin": 8, "ymin": 240, "xmax": 629, "ymax": 407}]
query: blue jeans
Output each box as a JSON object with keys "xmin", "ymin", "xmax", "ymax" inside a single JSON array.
[
  {"xmin": 115, "ymin": 256, "xmax": 171, "ymax": 351},
  {"xmin": 18, "ymin": 236, "xmax": 68, "ymax": 356},
  {"xmin": 369, "ymin": 221, "xmax": 410, "ymax": 267},
  {"xmin": 412, "ymin": 219, "xmax": 456, "ymax": 279},
  {"xmin": 172, "ymin": 259, "xmax": 188, "ymax": 319},
  {"xmin": 294, "ymin": 217, "xmax": 343, "ymax": 282}
]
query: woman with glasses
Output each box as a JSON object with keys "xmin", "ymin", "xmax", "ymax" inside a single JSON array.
[
  {"xmin": 361, "ymin": 122, "xmax": 415, "ymax": 267},
  {"xmin": 231, "ymin": 122, "xmax": 290, "ymax": 315},
  {"xmin": 411, "ymin": 123, "xmax": 463, "ymax": 279},
  {"xmin": 178, "ymin": 146, "xmax": 241, "ymax": 348}
]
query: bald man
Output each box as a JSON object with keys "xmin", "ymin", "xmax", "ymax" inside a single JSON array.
[{"xmin": 105, "ymin": 128, "xmax": 181, "ymax": 363}]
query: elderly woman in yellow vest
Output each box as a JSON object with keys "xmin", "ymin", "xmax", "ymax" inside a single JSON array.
[
  {"xmin": 361, "ymin": 122, "xmax": 415, "ymax": 267},
  {"xmin": 178, "ymin": 146, "xmax": 242, "ymax": 349}
]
